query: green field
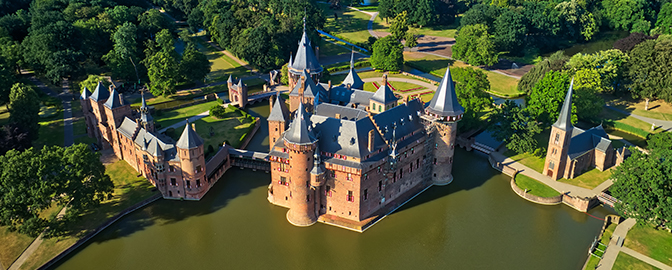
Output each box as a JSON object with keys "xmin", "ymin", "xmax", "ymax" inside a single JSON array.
[
  {"xmin": 613, "ymin": 253, "xmax": 660, "ymax": 270},
  {"xmin": 362, "ymin": 81, "xmax": 426, "ymax": 93},
  {"xmin": 372, "ymin": 13, "xmax": 459, "ymax": 38},
  {"xmin": 154, "ymin": 100, "xmax": 220, "ymax": 129},
  {"xmin": 504, "ymin": 129, "xmax": 550, "ymax": 173},
  {"xmin": 166, "ymin": 108, "xmax": 256, "ymax": 152},
  {"xmin": 558, "ymin": 168, "xmax": 613, "ymax": 190},
  {"xmin": 319, "ymin": 3, "xmax": 374, "ymax": 44},
  {"xmin": 585, "ymin": 223, "xmax": 618, "ymax": 269},
  {"xmin": 624, "ymin": 224, "xmax": 672, "ymax": 267},
  {"xmin": 514, "ymin": 174, "xmax": 560, "ymax": 197},
  {"xmin": 193, "ymin": 37, "xmax": 250, "ymax": 82}
]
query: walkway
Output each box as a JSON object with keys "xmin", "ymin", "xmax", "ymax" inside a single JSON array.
[
  {"xmin": 8, "ymin": 207, "xmax": 67, "ymax": 270},
  {"xmin": 25, "ymin": 73, "xmax": 75, "ymax": 147},
  {"xmin": 606, "ymin": 104, "xmax": 672, "ymax": 132},
  {"xmin": 489, "ymin": 151, "xmax": 596, "ymax": 198}
]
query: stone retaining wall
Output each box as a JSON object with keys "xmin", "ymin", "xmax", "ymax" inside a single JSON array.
[
  {"xmin": 37, "ymin": 193, "xmax": 162, "ymax": 270},
  {"xmin": 562, "ymin": 194, "xmax": 598, "ymax": 213},
  {"xmin": 510, "ymin": 177, "xmax": 563, "ymax": 205},
  {"xmin": 239, "ymin": 117, "xmax": 261, "ymax": 150},
  {"xmin": 488, "ymin": 154, "xmax": 518, "ymax": 177}
]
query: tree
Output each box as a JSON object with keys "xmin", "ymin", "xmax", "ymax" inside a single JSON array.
[
  {"xmin": 21, "ymin": 21, "xmax": 84, "ymax": 83},
  {"xmin": 390, "ymin": 11, "xmax": 409, "ymax": 40},
  {"xmin": 413, "ymin": 0, "xmax": 435, "ymax": 27},
  {"xmin": 488, "ymin": 100, "xmax": 542, "ymax": 154},
  {"xmin": 451, "ymin": 67, "xmax": 493, "ymax": 131},
  {"xmin": 567, "ymin": 49, "xmax": 629, "ymax": 93},
  {"xmin": 0, "ymin": 124, "xmax": 31, "ymax": 155},
  {"xmin": 627, "ymin": 39, "xmax": 672, "ymax": 109},
  {"xmin": 493, "ymin": 10, "xmax": 527, "ymax": 55},
  {"xmin": 80, "ymin": 75, "xmax": 111, "ymax": 93},
  {"xmin": 452, "ymin": 24, "xmax": 499, "ymax": 66},
  {"xmin": 601, "ymin": 0, "xmax": 651, "ymax": 32},
  {"xmin": 370, "ymin": 36, "xmax": 404, "ymax": 71},
  {"xmin": 610, "ymin": 147, "xmax": 672, "ymax": 228},
  {"xmin": 179, "ymin": 43, "xmax": 210, "ymax": 83},
  {"xmin": 613, "ymin": 32, "xmax": 658, "ymax": 52},
  {"xmin": 653, "ymin": 2, "xmax": 672, "ymax": 34},
  {"xmin": 459, "ymin": 4, "xmax": 502, "ymax": 30},
  {"xmin": 521, "ymin": 1, "xmax": 561, "ymax": 51},
  {"xmin": 378, "ymin": 0, "xmax": 396, "ymax": 23},
  {"xmin": 145, "ymin": 29, "xmax": 180, "ymax": 96},
  {"xmin": 0, "ymin": 54, "xmax": 14, "ymax": 104},
  {"xmin": 0, "ymin": 144, "xmax": 113, "ymax": 236},
  {"xmin": 405, "ymin": 32, "xmax": 418, "ymax": 49},
  {"xmin": 556, "ymin": 0, "xmax": 598, "ymax": 41},
  {"xmin": 8, "ymin": 83, "xmax": 39, "ymax": 141},
  {"xmin": 518, "ymin": 51, "xmax": 569, "ymax": 95},
  {"xmin": 526, "ymin": 71, "xmax": 575, "ymax": 125},
  {"xmin": 647, "ymin": 132, "xmax": 672, "ymax": 150}
]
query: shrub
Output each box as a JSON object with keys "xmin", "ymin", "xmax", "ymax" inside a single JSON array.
[{"xmin": 209, "ymin": 105, "xmax": 227, "ymax": 118}]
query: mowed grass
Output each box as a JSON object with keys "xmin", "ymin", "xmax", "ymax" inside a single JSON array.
[
  {"xmin": 599, "ymin": 108, "xmax": 663, "ymax": 135},
  {"xmin": 34, "ymin": 110, "xmax": 65, "ymax": 148},
  {"xmin": 586, "ymin": 223, "xmax": 618, "ymax": 269},
  {"xmin": 0, "ymin": 226, "xmax": 35, "ymax": 269},
  {"xmin": 558, "ymin": 168, "xmax": 613, "ymax": 190},
  {"xmin": 613, "ymin": 253, "xmax": 660, "ymax": 270},
  {"xmin": 372, "ymin": 13, "xmax": 459, "ymax": 38},
  {"xmin": 605, "ymin": 95, "xmax": 672, "ymax": 122},
  {"xmin": 167, "ymin": 111, "xmax": 255, "ymax": 151},
  {"xmin": 193, "ymin": 37, "xmax": 250, "ymax": 82},
  {"xmin": 404, "ymin": 53, "xmax": 522, "ymax": 97},
  {"xmin": 514, "ymin": 174, "xmax": 560, "ymax": 197},
  {"xmin": 319, "ymin": 3, "xmax": 374, "ymax": 43},
  {"xmin": 362, "ymin": 81, "xmax": 426, "ymax": 93},
  {"xmin": 624, "ymin": 224, "xmax": 672, "ymax": 267},
  {"xmin": 504, "ymin": 129, "xmax": 551, "ymax": 173},
  {"xmin": 18, "ymin": 160, "xmax": 157, "ymax": 270},
  {"xmin": 320, "ymin": 39, "xmax": 353, "ymax": 57},
  {"xmin": 154, "ymin": 100, "xmax": 220, "ymax": 129}
]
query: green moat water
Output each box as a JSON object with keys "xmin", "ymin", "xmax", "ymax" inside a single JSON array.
[{"xmin": 52, "ymin": 102, "xmax": 613, "ymax": 269}]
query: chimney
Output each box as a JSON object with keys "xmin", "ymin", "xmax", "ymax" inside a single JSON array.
[
  {"xmin": 368, "ymin": 130, "xmax": 375, "ymax": 152},
  {"xmin": 315, "ymin": 46, "xmax": 319, "ymax": 61},
  {"xmin": 335, "ymin": 113, "xmax": 341, "ymax": 119},
  {"xmin": 299, "ymin": 77, "xmax": 305, "ymax": 97},
  {"xmin": 119, "ymin": 94, "xmax": 124, "ymax": 105},
  {"xmin": 328, "ymin": 80, "xmax": 332, "ymax": 90},
  {"xmin": 382, "ymin": 74, "xmax": 388, "ymax": 87}
]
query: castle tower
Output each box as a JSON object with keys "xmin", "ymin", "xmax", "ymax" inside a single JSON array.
[
  {"xmin": 89, "ymin": 81, "xmax": 110, "ymax": 147},
  {"xmin": 80, "ymin": 87, "xmax": 95, "ymax": 138},
  {"xmin": 287, "ymin": 18, "xmax": 323, "ymax": 90},
  {"xmin": 103, "ymin": 87, "xmax": 132, "ymax": 159},
  {"xmin": 543, "ymin": 79, "xmax": 574, "ymax": 180},
  {"xmin": 283, "ymin": 103, "xmax": 318, "ymax": 226},
  {"xmin": 268, "ymin": 92, "xmax": 289, "ymax": 151},
  {"xmin": 175, "ymin": 120, "xmax": 207, "ymax": 199},
  {"xmin": 229, "ymin": 78, "xmax": 248, "ymax": 108},
  {"xmin": 310, "ymin": 142, "xmax": 325, "ymax": 188},
  {"xmin": 341, "ymin": 50, "xmax": 364, "ymax": 89},
  {"xmin": 139, "ymin": 92, "xmax": 155, "ymax": 133},
  {"xmin": 425, "ymin": 66, "xmax": 464, "ymax": 186},
  {"xmin": 289, "ymin": 70, "xmax": 320, "ymax": 113},
  {"xmin": 369, "ymin": 75, "xmax": 398, "ymax": 114}
]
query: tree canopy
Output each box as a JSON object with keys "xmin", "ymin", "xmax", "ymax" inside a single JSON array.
[
  {"xmin": 626, "ymin": 39, "xmax": 672, "ymax": 104},
  {"xmin": 8, "ymin": 82, "xmax": 39, "ymax": 141},
  {"xmin": 370, "ymin": 36, "xmax": 404, "ymax": 71},
  {"xmin": 451, "ymin": 67, "xmax": 493, "ymax": 131},
  {"xmin": 452, "ymin": 24, "xmax": 499, "ymax": 66},
  {"xmin": 488, "ymin": 100, "xmax": 542, "ymax": 154},
  {"xmin": 517, "ymin": 51, "xmax": 569, "ymax": 95}
]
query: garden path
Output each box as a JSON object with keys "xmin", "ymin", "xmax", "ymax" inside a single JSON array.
[{"xmin": 605, "ymin": 104, "xmax": 672, "ymax": 132}]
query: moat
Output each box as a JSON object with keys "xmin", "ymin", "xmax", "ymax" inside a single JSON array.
[{"xmin": 52, "ymin": 102, "xmax": 614, "ymax": 269}]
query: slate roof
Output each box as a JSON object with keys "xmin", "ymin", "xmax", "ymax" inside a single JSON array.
[
  {"xmin": 315, "ymin": 103, "xmax": 367, "ymax": 121},
  {"xmin": 117, "ymin": 116, "xmax": 176, "ymax": 160},
  {"xmin": 289, "ymin": 70, "xmax": 325, "ymax": 98},
  {"xmin": 90, "ymin": 81, "xmax": 109, "ymax": 102},
  {"xmin": 267, "ymin": 93, "xmax": 290, "ymax": 122},
  {"xmin": 371, "ymin": 99, "xmax": 424, "ymax": 143},
  {"xmin": 327, "ymin": 85, "xmax": 373, "ymax": 106},
  {"xmin": 103, "ymin": 88, "xmax": 123, "ymax": 109},
  {"xmin": 341, "ymin": 51, "xmax": 364, "ymax": 89},
  {"xmin": 176, "ymin": 120, "xmax": 204, "ymax": 149},
  {"xmin": 567, "ymin": 125, "xmax": 612, "ymax": 160},
  {"xmin": 284, "ymin": 103, "xmax": 316, "ymax": 145},
  {"xmin": 371, "ymin": 78, "xmax": 398, "ymax": 104},
  {"xmin": 553, "ymin": 78, "xmax": 574, "ymax": 131},
  {"xmin": 80, "ymin": 87, "xmax": 91, "ymax": 100},
  {"xmin": 310, "ymin": 143, "xmax": 325, "ymax": 175},
  {"xmin": 289, "ymin": 29, "xmax": 323, "ymax": 75},
  {"xmin": 118, "ymin": 117, "xmax": 139, "ymax": 139},
  {"xmin": 140, "ymin": 93, "xmax": 148, "ymax": 110},
  {"xmin": 426, "ymin": 66, "xmax": 464, "ymax": 117}
]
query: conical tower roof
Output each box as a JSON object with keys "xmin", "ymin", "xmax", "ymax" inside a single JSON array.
[
  {"xmin": 426, "ymin": 66, "xmax": 464, "ymax": 117},
  {"xmin": 268, "ymin": 92, "xmax": 290, "ymax": 122},
  {"xmin": 176, "ymin": 120, "xmax": 204, "ymax": 149},
  {"xmin": 290, "ymin": 70, "xmax": 322, "ymax": 98},
  {"xmin": 227, "ymin": 74, "xmax": 233, "ymax": 83},
  {"xmin": 288, "ymin": 28, "xmax": 322, "ymax": 75},
  {"xmin": 90, "ymin": 81, "xmax": 110, "ymax": 102},
  {"xmin": 310, "ymin": 142, "xmax": 325, "ymax": 175},
  {"xmin": 103, "ymin": 87, "xmax": 123, "ymax": 109},
  {"xmin": 342, "ymin": 50, "xmax": 363, "ymax": 89},
  {"xmin": 140, "ymin": 92, "xmax": 148, "ymax": 110},
  {"xmin": 553, "ymin": 78, "xmax": 574, "ymax": 131},
  {"xmin": 371, "ymin": 77, "xmax": 398, "ymax": 104},
  {"xmin": 80, "ymin": 87, "xmax": 91, "ymax": 100},
  {"xmin": 147, "ymin": 137, "xmax": 163, "ymax": 157},
  {"xmin": 284, "ymin": 102, "xmax": 316, "ymax": 145}
]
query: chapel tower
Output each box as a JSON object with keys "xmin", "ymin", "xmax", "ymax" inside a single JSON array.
[
  {"xmin": 543, "ymin": 80, "xmax": 574, "ymax": 180},
  {"xmin": 424, "ymin": 66, "xmax": 464, "ymax": 185}
]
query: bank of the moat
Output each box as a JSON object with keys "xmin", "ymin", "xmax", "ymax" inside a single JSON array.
[{"xmin": 50, "ymin": 102, "xmax": 614, "ymax": 270}]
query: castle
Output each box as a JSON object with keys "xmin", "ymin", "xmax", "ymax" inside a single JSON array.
[
  {"xmin": 265, "ymin": 27, "xmax": 464, "ymax": 230},
  {"xmin": 80, "ymin": 83, "xmax": 230, "ymax": 200}
]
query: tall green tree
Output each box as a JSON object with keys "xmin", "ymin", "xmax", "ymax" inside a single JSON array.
[
  {"xmin": 493, "ymin": 10, "xmax": 527, "ymax": 54},
  {"xmin": 518, "ymin": 51, "xmax": 569, "ymax": 95},
  {"xmin": 0, "ymin": 54, "xmax": 14, "ymax": 104},
  {"xmin": 370, "ymin": 36, "xmax": 404, "ymax": 71},
  {"xmin": 8, "ymin": 83, "xmax": 39, "ymax": 141},
  {"xmin": 390, "ymin": 11, "xmax": 409, "ymax": 40},
  {"xmin": 526, "ymin": 71, "xmax": 575, "ymax": 125},
  {"xmin": 488, "ymin": 100, "xmax": 542, "ymax": 154},
  {"xmin": 413, "ymin": 0, "xmax": 435, "ymax": 27},
  {"xmin": 459, "ymin": 4, "xmax": 502, "ymax": 30},
  {"xmin": 601, "ymin": 0, "xmax": 651, "ymax": 32},
  {"xmin": 405, "ymin": 32, "xmax": 418, "ymax": 49},
  {"xmin": 452, "ymin": 24, "xmax": 499, "ymax": 66},
  {"xmin": 179, "ymin": 43, "xmax": 210, "ymax": 83},
  {"xmin": 627, "ymin": 39, "xmax": 672, "ymax": 109},
  {"xmin": 451, "ymin": 67, "xmax": 493, "ymax": 131},
  {"xmin": 647, "ymin": 132, "xmax": 672, "ymax": 150},
  {"xmin": 610, "ymin": 147, "xmax": 672, "ymax": 228},
  {"xmin": 104, "ymin": 22, "xmax": 142, "ymax": 81},
  {"xmin": 145, "ymin": 29, "xmax": 179, "ymax": 96},
  {"xmin": 378, "ymin": 0, "xmax": 396, "ymax": 23},
  {"xmin": 653, "ymin": 2, "xmax": 672, "ymax": 34},
  {"xmin": 567, "ymin": 49, "xmax": 629, "ymax": 93}
]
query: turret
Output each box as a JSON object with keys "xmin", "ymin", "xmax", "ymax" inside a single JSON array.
[
  {"xmin": 268, "ymin": 92, "xmax": 290, "ymax": 150},
  {"xmin": 425, "ymin": 66, "xmax": 464, "ymax": 186},
  {"xmin": 310, "ymin": 143, "xmax": 325, "ymax": 187},
  {"xmin": 543, "ymin": 79, "xmax": 575, "ymax": 180},
  {"xmin": 341, "ymin": 49, "xmax": 364, "ymax": 89},
  {"xmin": 176, "ymin": 120, "xmax": 207, "ymax": 199},
  {"xmin": 289, "ymin": 69, "xmax": 321, "ymax": 113},
  {"xmin": 369, "ymin": 74, "xmax": 398, "ymax": 114},
  {"xmin": 80, "ymin": 87, "xmax": 95, "ymax": 138},
  {"xmin": 287, "ymin": 17, "xmax": 323, "ymax": 90},
  {"xmin": 283, "ymin": 103, "xmax": 318, "ymax": 226},
  {"xmin": 139, "ymin": 92, "xmax": 155, "ymax": 132}
]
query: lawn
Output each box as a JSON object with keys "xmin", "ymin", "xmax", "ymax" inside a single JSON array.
[
  {"xmin": 362, "ymin": 81, "xmax": 426, "ymax": 93},
  {"xmin": 154, "ymin": 100, "xmax": 220, "ymax": 129},
  {"xmin": 558, "ymin": 168, "xmax": 613, "ymax": 190},
  {"xmin": 320, "ymin": 39, "xmax": 354, "ymax": 57},
  {"xmin": 34, "ymin": 110, "xmax": 65, "ymax": 148},
  {"xmin": 504, "ymin": 129, "xmax": 551, "ymax": 173},
  {"xmin": 514, "ymin": 174, "xmax": 560, "ymax": 197},
  {"xmin": 613, "ymin": 253, "xmax": 659, "ymax": 270},
  {"xmin": 403, "ymin": 53, "xmax": 523, "ymax": 97},
  {"xmin": 0, "ymin": 226, "xmax": 35, "ymax": 269},
  {"xmin": 18, "ymin": 160, "xmax": 157, "ymax": 270},
  {"xmin": 372, "ymin": 13, "xmax": 459, "ymax": 38},
  {"xmin": 605, "ymin": 94, "xmax": 672, "ymax": 122},
  {"xmin": 193, "ymin": 36, "xmax": 250, "ymax": 82},
  {"xmin": 586, "ymin": 223, "xmax": 618, "ymax": 269},
  {"xmin": 624, "ymin": 224, "xmax": 672, "ymax": 267},
  {"xmin": 599, "ymin": 108, "xmax": 662, "ymax": 136},
  {"xmin": 166, "ymin": 107, "xmax": 256, "ymax": 152},
  {"xmin": 319, "ymin": 3, "xmax": 375, "ymax": 43}
]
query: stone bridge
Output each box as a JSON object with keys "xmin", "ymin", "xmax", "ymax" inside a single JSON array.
[
  {"xmin": 228, "ymin": 148, "xmax": 271, "ymax": 172},
  {"xmin": 246, "ymin": 90, "xmax": 283, "ymax": 105}
]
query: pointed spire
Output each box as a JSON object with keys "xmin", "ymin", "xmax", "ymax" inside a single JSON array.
[
  {"xmin": 140, "ymin": 91, "xmax": 148, "ymax": 111},
  {"xmin": 103, "ymin": 87, "xmax": 123, "ymax": 109},
  {"xmin": 227, "ymin": 74, "xmax": 233, "ymax": 83},
  {"xmin": 268, "ymin": 92, "xmax": 290, "ymax": 122},
  {"xmin": 90, "ymin": 81, "xmax": 110, "ymax": 102},
  {"xmin": 553, "ymin": 78, "xmax": 574, "ymax": 131},
  {"xmin": 310, "ymin": 142, "xmax": 325, "ymax": 175},
  {"xmin": 426, "ymin": 65, "xmax": 464, "ymax": 118},
  {"xmin": 283, "ymin": 102, "xmax": 316, "ymax": 145},
  {"xmin": 176, "ymin": 119, "xmax": 204, "ymax": 149},
  {"xmin": 350, "ymin": 48, "xmax": 355, "ymax": 69},
  {"xmin": 80, "ymin": 86, "xmax": 91, "ymax": 100},
  {"xmin": 371, "ymin": 75, "xmax": 397, "ymax": 105},
  {"xmin": 289, "ymin": 52, "xmax": 294, "ymax": 66},
  {"xmin": 237, "ymin": 78, "xmax": 243, "ymax": 88},
  {"xmin": 148, "ymin": 138, "xmax": 162, "ymax": 157},
  {"xmin": 342, "ymin": 50, "xmax": 363, "ymax": 89}
]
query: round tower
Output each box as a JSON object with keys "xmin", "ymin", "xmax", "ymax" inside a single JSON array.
[
  {"xmin": 175, "ymin": 120, "xmax": 207, "ymax": 199},
  {"xmin": 283, "ymin": 103, "xmax": 318, "ymax": 226},
  {"xmin": 425, "ymin": 66, "xmax": 464, "ymax": 186}
]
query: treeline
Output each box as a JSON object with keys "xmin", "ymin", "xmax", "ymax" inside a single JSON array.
[
  {"xmin": 378, "ymin": 0, "xmax": 459, "ymax": 27},
  {"xmin": 451, "ymin": 0, "xmax": 672, "ymax": 65},
  {"xmin": 151, "ymin": 0, "xmax": 325, "ymax": 72}
]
